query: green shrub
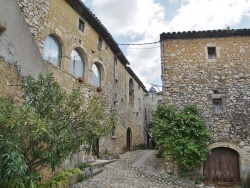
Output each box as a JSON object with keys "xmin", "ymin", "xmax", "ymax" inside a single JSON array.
[{"xmin": 151, "ymin": 104, "xmax": 211, "ymax": 176}]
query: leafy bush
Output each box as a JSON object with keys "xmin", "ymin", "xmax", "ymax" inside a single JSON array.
[
  {"xmin": 37, "ymin": 168, "xmax": 82, "ymax": 188},
  {"xmin": 0, "ymin": 73, "xmax": 117, "ymax": 187},
  {"xmin": 151, "ymin": 104, "xmax": 211, "ymax": 176}
]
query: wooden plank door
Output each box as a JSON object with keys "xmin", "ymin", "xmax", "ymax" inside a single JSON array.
[{"xmin": 203, "ymin": 147, "xmax": 240, "ymax": 187}]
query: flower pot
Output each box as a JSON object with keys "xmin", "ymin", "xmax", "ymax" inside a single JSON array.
[
  {"xmin": 96, "ymin": 87, "xmax": 102, "ymax": 92},
  {"xmin": 102, "ymin": 155, "xmax": 109, "ymax": 160},
  {"xmin": 77, "ymin": 77, "xmax": 85, "ymax": 82}
]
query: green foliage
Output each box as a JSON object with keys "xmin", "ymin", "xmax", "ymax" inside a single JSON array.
[
  {"xmin": 77, "ymin": 163, "xmax": 91, "ymax": 170},
  {"xmin": 151, "ymin": 104, "xmax": 211, "ymax": 175},
  {"xmin": 37, "ymin": 168, "xmax": 82, "ymax": 188},
  {"xmin": 0, "ymin": 73, "xmax": 116, "ymax": 187}
]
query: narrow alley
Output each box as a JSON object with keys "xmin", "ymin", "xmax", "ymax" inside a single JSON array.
[{"xmin": 71, "ymin": 150, "xmax": 195, "ymax": 188}]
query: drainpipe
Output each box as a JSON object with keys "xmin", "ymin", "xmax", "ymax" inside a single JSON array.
[{"xmin": 113, "ymin": 55, "xmax": 117, "ymax": 111}]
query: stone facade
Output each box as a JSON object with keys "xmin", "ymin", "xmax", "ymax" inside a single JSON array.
[
  {"xmin": 17, "ymin": 0, "xmax": 51, "ymax": 50},
  {"xmin": 160, "ymin": 29, "xmax": 250, "ymax": 187},
  {"xmin": 16, "ymin": 0, "xmax": 148, "ymax": 156}
]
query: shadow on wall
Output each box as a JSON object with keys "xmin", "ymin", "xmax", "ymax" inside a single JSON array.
[{"xmin": 0, "ymin": 0, "xmax": 47, "ymax": 78}]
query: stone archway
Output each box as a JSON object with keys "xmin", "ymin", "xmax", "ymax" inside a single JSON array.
[
  {"xmin": 203, "ymin": 147, "xmax": 240, "ymax": 187},
  {"xmin": 126, "ymin": 128, "xmax": 132, "ymax": 151}
]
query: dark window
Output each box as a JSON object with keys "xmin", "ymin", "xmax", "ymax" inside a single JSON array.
[
  {"xmin": 78, "ymin": 18, "xmax": 85, "ymax": 33},
  {"xmin": 213, "ymin": 98, "xmax": 222, "ymax": 113},
  {"xmin": 98, "ymin": 37, "xmax": 103, "ymax": 50},
  {"xmin": 208, "ymin": 47, "xmax": 216, "ymax": 59}
]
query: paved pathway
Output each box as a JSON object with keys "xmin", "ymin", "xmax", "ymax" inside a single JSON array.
[{"xmin": 71, "ymin": 150, "xmax": 195, "ymax": 188}]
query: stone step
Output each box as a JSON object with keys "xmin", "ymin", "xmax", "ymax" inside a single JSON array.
[
  {"xmin": 92, "ymin": 168, "xmax": 103, "ymax": 176},
  {"xmin": 89, "ymin": 159, "xmax": 116, "ymax": 170}
]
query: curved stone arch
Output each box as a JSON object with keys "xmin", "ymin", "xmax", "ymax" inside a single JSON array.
[
  {"xmin": 208, "ymin": 142, "xmax": 245, "ymax": 165},
  {"xmin": 206, "ymin": 142, "xmax": 246, "ymax": 184},
  {"xmin": 91, "ymin": 58, "xmax": 106, "ymax": 87}
]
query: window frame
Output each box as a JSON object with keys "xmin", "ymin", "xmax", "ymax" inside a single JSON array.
[
  {"xmin": 98, "ymin": 36, "xmax": 103, "ymax": 50},
  {"xmin": 207, "ymin": 47, "xmax": 216, "ymax": 59},
  {"xmin": 43, "ymin": 35, "xmax": 61, "ymax": 67},
  {"xmin": 78, "ymin": 18, "xmax": 85, "ymax": 33},
  {"xmin": 70, "ymin": 49, "xmax": 85, "ymax": 78},
  {"xmin": 91, "ymin": 63, "xmax": 101, "ymax": 87},
  {"xmin": 205, "ymin": 43, "xmax": 220, "ymax": 62},
  {"xmin": 212, "ymin": 94, "xmax": 224, "ymax": 114}
]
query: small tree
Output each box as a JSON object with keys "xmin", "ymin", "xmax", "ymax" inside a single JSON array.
[
  {"xmin": 0, "ymin": 74, "xmax": 116, "ymax": 187},
  {"xmin": 151, "ymin": 104, "xmax": 211, "ymax": 176}
]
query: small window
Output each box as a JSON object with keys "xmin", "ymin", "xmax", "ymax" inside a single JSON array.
[
  {"xmin": 208, "ymin": 47, "xmax": 216, "ymax": 59},
  {"xmin": 213, "ymin": 98, "xmax": 223, "ymax": 113},
  {"xmin": 138, "ymin": 84, "xmax": 140, "ymax": 90},
  {"xmin": 78, "ymin": 18, "xmax": 85, "ymax": 33},
  {"xmin": 158, "ymin": 100, "xmax": 162, "ymax": 104},
  {"xmin": 98, "ymin": 37, "xmax": 103, "ymax": 50}
]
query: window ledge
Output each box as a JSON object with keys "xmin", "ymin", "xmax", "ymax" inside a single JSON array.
[
  {"xmin": 207, "ymin": 59, "xmax": 217, "ymax": 63},
  {"xmin": 111, "ymin": 136, "xmax": 116, "ymax": 139}
]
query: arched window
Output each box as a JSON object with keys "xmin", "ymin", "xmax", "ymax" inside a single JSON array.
[
  {"xmin": 92, "ymin": 63, "xmax": 101, "ymax": 87},
  {"xmin": 129, "ymin": 78, "xmax": 134, "ymax": 107},
  {"xmin": 70, "ymin": 49, "xmax": 84, "ymax": 78},
  {"xmin": 43, "ymin": 35, "xmax": 61, "ymax": 66}
]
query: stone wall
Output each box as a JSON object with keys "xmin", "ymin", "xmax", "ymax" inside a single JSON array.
[
  {"xmin": 0, "ymin": 0, "xmax": 47, "ymax": 78},
  {"xmin": 32, "ymin": 0, "xmax": 147, "ymax": 154},
  {"xmin": 161, "ymin": 34, "xmax": 250, "ymax": 186},
  {"xmin": 0, "ymin": 58, "xmax": 22, "ymax": 99},
  {"xmin": 17, "ymin": 0, "xmax": 51, "ymax": 50}
]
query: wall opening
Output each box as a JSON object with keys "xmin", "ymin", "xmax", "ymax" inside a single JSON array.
[{"xmin": 126, "ymin": 127, "xmax": 132, "ymax": 151}]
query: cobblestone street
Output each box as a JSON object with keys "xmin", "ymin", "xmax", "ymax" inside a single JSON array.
[{"xmin": 71, "ymin": 150, "xmax": 195, "ymax": 188}]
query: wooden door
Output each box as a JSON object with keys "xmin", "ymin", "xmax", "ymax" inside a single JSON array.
[{"xmin": 203, "ymin": 147, "xmax": 240, "ymax": 187}]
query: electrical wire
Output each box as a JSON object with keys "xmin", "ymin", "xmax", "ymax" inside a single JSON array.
[
  {"xmin": 117, "ymin": 40, "xmax": 160, "ymax": 46},
  {"xmin": 120, "ymin": 46, "xmax": 160, "ymax": 50}
]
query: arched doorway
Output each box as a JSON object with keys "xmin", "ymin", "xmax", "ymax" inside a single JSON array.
[
  {"xmin": 126, "ymin": 128, "xmax": 132, "ymax": 151},
  {"xmin": 203, "ymin": 147, "xmax": 240, "ymax": 187}
]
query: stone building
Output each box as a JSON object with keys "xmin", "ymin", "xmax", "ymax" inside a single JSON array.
[
  {"xmin": 14, "ymin": 0, "xmax": 148, "ymax": 157},
  {"xmin": 160, "ymin": 29, "xmax": 250, "ymax": 187}
]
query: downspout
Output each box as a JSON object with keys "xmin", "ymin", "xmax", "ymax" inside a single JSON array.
[{"xmin": 113, "ymin": 55, "xmax": 117, "ymax": 111}]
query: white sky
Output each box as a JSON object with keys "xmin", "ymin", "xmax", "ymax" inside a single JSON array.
[{"xmin": 81, "ymin": 0, "xmax": 250, "ymax": 90}]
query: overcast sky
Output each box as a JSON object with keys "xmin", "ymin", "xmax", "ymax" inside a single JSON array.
[{"xmin": 81, "ymin": 0, "xmax": 250, "ymax": 90}]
